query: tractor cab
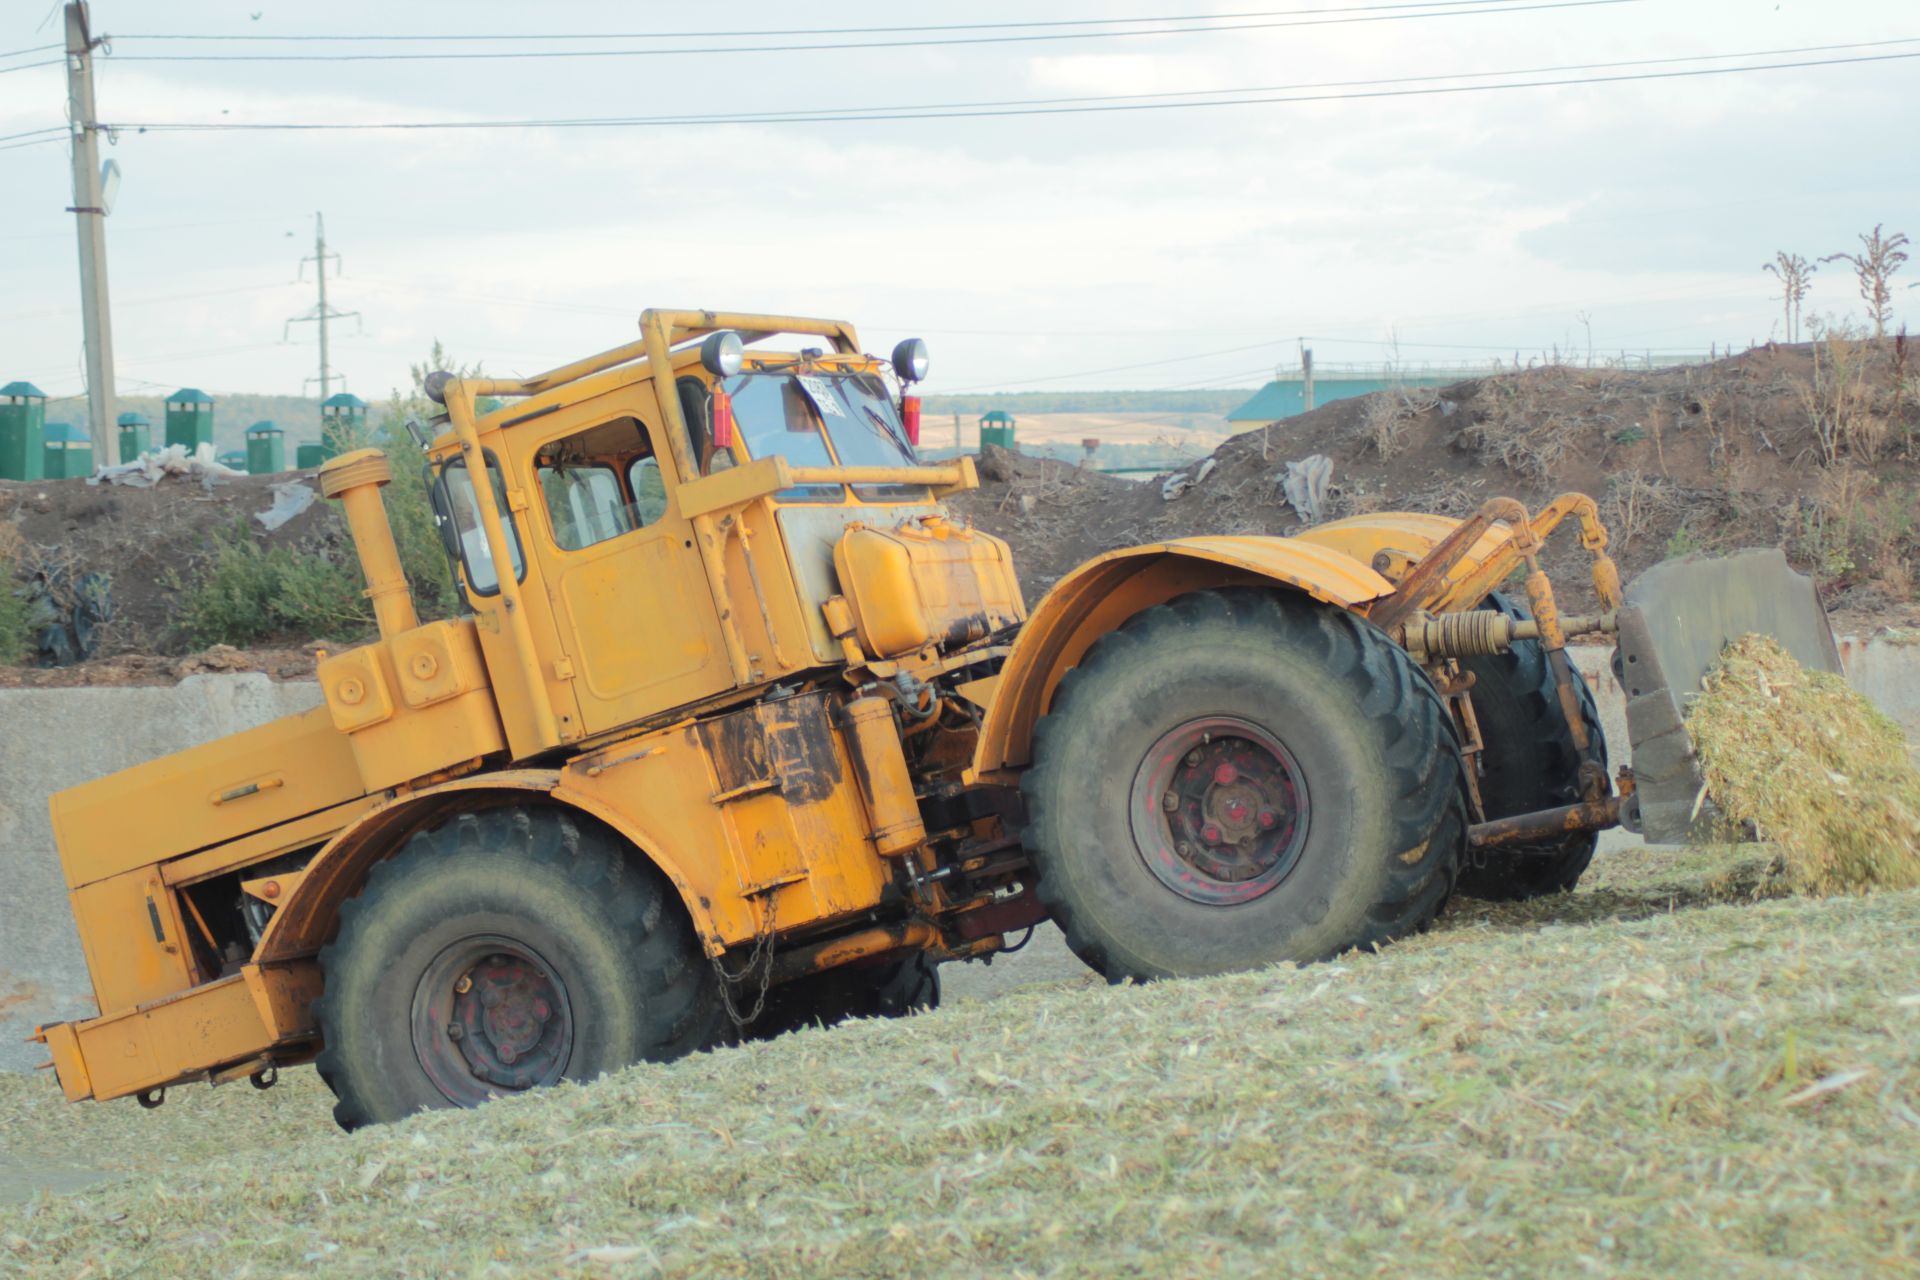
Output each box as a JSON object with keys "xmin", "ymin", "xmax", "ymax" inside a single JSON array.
[{"xmin": 417, "ymin": 311, "xmax": 1023, "ymax": 757}]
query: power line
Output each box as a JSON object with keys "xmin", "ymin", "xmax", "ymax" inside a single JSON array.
[
  {"xmin": 0, "ymin": 58, "xmax": 61, "ymax": 74},
  {"xmin": 112, "ymin": 1, "xmax": 1525, "ymax": 41},
  {"xmin": 101, "ymin": 46, "xmax": 1920, "ymax": 135},
  {"xmin": 603, "ymin": 35, "xmax": 1920, "ymax": 124},
  {"xmin": 0, "ymin": 125, "xmax": 66, "ymax": 143},
  {"xmin": 3, "ymin": 280, "xmax": 295, "ymax": 322},
  {"xmin": 0, "ymin": 41, "xmax": 62, "ymax": 57},
  {"xmin": 105, "ymin": 1, "xmax": 1630, "ymax": 63}
]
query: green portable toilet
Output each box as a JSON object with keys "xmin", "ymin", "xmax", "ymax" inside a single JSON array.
[
  {"xmin": 978, "ymin": 410, "xmax": 1016, "ymax": 452},
  {"xmin": 117, "ymin": 410, "xmax": 152, "ymax": 462},
  {"xmin": 165, "ymin": 388, "xmax": 214, "ymax": 453},
  {"xmin": 0, "ymin": 381, "xmax": 47, "ymax": 480},
  {"xmin": 295, "ymin": 442, "xmax": 326, "ymax": 469},
  {"xmin": 41, "ymin": 421, "xmax": 93, "ymax": 479},
  {"xmin": 320, "ymin": 391, "xmax": 369, "ymax": 460},
  {"xmin": 246, "ymin": 420, "xmax": 285, "ymax": 474}
]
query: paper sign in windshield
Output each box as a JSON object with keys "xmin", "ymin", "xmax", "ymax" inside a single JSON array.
[{"xmin": 795, "ymin": 374, "xmax": 846, "ymax": 418}]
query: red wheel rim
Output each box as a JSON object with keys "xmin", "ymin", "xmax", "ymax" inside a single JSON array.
[
  {"xmin": 410, "ymin": 935, "xmax": 574, "ymax": 1107},
  {"xmin": 1128, "ymin": 715, "xmax": 1310, "ymax": 905}
]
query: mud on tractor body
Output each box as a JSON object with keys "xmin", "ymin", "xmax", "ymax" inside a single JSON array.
[{"xmin": 33, "ymin": 310, "xmax": 1838, "ymax": 1127}]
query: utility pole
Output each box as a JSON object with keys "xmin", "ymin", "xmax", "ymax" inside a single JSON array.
[
  {"xmin": 285, "ymin": 212, "xmax": 359, "ymax": 398},
  {"xmin": 64, "ymin": 2, "xmax": 116, "ymax": 464},
  {"xmin": 1300, "ymin": 345, "xmax": 1315, "ymax": 413}
]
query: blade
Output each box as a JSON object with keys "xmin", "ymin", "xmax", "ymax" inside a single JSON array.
[{"xmin": 1615, "ymin": 548, "xmax": 1840, "ymax": 843}]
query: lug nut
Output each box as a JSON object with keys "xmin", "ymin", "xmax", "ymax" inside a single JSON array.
[
  {"xmin": 1184, "ymin": 749, "xmax": 1203, "ymax": 767},
  {"xmin": 454, "ymin": 975, "xmax": 472, "ymax": 995},
  {"xmin": 447, "ymin": 1023, "xmax": 464, "ymax": 1040},
  {"xmin": 1200, "ymin": 823, "xmax": 1222, "ymax": 843},
  {"xmin": 481, "ymin": 988, "xmax": 502, "ymax": 1009},
  {"xmin": 498, "ymin": 1044, "xmax": 518, "ymax": 1065},
  {"xmin": 532, "ymin": 999, "xmax": 551, "ymax": 1022},
  {"xmin": 1161, "ymin": 791, "xmax": 1179, "ymax": 811},
  {"xmin": 1213, "ymin": 762, "xmax": 1238, "ymax": 785},
  {"xmin": 1258, "ymin": 810, "xmax": 1278, "ymax": 829}
]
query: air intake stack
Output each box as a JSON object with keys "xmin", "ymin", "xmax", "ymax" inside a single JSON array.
[{"xmin": 319, "ymin": 448, "xmax": 418, "ymax": 640}]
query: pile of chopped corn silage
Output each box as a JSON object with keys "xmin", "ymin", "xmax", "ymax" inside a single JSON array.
[
  {"xmin": 3, "ymin": 849, "xmax": 1917, "ymax": 1278},
  {"xmin": 1686, "ymin": 634, "xmax": 1920, "ymax": 894}
]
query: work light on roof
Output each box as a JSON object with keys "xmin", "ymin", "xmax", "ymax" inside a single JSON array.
[
  {"xmin": 891, "ymin": 338, "xmax": 930, "ymax": 384},
  {"xmin": 700, "ymin": 331, "xmax": 744, "ymax": 378}
]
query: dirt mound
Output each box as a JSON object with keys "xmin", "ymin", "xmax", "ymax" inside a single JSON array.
[
  {"xmin": 2, "ymin": 341, "xmax": 1913, "ymax": 672},
  {"xmin": 954, "ymin": 340, "xmax": 1920, "ymax": 628},
  {"xmin": 0, "ymin": 470, "xmax": 345, "ymax": 662},
  {"xmin": 0, "ymin": 643, "xmax": 321, "ymax": 688}
]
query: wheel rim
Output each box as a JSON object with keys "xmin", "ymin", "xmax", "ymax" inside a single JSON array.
[
  {"xmin": 1128, "ymin": 715, "xmax": 1310, "ymax": 905},
  {"xmin": 409, "ymin": 934, "xmax": 574, "ymax": 1107}
]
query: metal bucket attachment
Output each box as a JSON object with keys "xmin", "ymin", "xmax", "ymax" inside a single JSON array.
[{"xmin": 1615, "ymin": 548, "xmax": 1841, "ymax": 843}]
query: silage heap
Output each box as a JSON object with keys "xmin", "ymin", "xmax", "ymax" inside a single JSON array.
[{"xmin": 1686, "ymin": 634, "xmax": 1920, "ymax": 894}]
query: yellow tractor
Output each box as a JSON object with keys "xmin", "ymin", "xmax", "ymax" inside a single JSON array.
[{"xmin": 34, "ymin": 310, "xmax": 1839, "ymax": 1127}]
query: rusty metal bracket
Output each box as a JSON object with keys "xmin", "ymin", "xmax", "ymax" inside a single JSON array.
[
  {"xmin": 1466, "ymin": 793, "xmax": 1622, "ymax": 851},
  {"xmin": 1371, "ymin": 498, "xmax": 1534, "ymax": 635}
]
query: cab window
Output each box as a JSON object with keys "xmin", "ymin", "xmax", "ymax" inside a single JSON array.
[
  {"xmin": 440, "ymin": 454, "xmax": 525, "ymax": 595},
  {"xmin": 534, "ymin": 416, "xmax": 667, "ymax": 552}
]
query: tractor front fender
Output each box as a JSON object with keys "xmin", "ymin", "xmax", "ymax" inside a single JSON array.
[
  {"xmin": 254, "ymin": 770, "xmax": 728, "ymax": 964},
  {"xmin": 968, "ymin": 536, "xmax": 1395, "ymax": 780}
]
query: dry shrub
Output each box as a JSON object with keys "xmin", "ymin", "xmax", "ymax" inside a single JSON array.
[
  {"xmin": 1687, "ymin": 634, "xmax": 1920, "ymax": 895},
  {"xmin": 1792, "ymin": 466, "xmax": 1919, "ymax": 596},
  {"xmin": 1603, "ymin": 470, "xmax": 1683, "ymax": 552},
  {"xmin": 1798, "ymin": 336, "xmax": 1892, "ymax": 464},
  {"xmin": 1396, "ymin": 474, "xmax": 1485, "ymax": 518},
  {"xmin": 1358, "ymin": 389, "xmax": 1436, "ymax": 459},
  {"xmin": 1455, "ymin": 366, "xmax": 1627, "ymax": 481}
]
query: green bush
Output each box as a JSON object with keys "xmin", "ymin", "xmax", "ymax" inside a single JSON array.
[
  {"xmin": 367, "ymin": 341, "xmax": 473, "ymax": 623},
  {"xmin": 0, "ymin": 544, "xmax": 31, "ymax": 666},
  {"xmin": 174, "ymin": 521, "xmax": 371, "ymax": 649},
  {"xmin": 173, "ymin": 342, "xmax": 483, "ymax": 651}
]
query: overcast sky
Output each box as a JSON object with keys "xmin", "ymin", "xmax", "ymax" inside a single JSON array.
[{"xmin": 1, "ymin": 0, "xmax": 1914, "ymax": 405}]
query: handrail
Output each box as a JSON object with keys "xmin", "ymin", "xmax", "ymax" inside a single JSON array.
[
  {"xmin": 784, "ymin": 465, "xmax": 967, "ymax": 486},
  {"xmin": 677, "ymin": 456, "xmax": 978, "ymax": 520},
  {"xmin": 445, "ymin": 389, "xmax": 563, "ymax": 753},
  {"xmin": 463, "ymin": 309, "xmax": 862, "ymax": 401}
]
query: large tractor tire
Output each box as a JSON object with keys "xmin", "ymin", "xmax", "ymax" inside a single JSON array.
[
  {"xmin": 1020, "ymin": 588, "xmax": 1466, "ymax": 982},
  {"xmin": 747, "ymin": 952, "xmax": 940, "ymax": 1040},
  {"xmin": 313, "ymin": 807, "xmax": 723, "ymax": 1130},
  {"xmin": 1454, "ymin": 593, "xmax": 1607, "ymax": 900}
]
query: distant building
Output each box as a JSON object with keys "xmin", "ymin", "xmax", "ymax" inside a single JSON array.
[{"xmin": 1226, "ymin": 365, "xmax": 1480, "ymax": 433}]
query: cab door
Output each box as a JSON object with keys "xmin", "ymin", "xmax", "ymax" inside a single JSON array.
[{"xmin": 525, "ymin": 401, "xmax": 733, "ymax": 737}]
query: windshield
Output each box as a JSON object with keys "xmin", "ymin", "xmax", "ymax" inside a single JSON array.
[{"xmin": 723, "ymin": 370, "xmax": 924, "ymax": 503}]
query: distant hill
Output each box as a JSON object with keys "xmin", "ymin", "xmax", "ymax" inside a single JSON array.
[
  {"xmin": 33, "ymin": 386, "xmax": 1261, "ymax": 453},
  {"xmin": 922, "ymin": 389, "xmax": 1256, "ymax": 417}
]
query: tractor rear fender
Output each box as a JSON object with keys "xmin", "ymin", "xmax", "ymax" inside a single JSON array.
[
  {"xmin": 253, "ymin": 770, "xmax": 724, "ymax": 964},
  {"xmin": 1293, "ymin": 511, "xmax": 1519, "ymax": 611},
  {"xmin": 969, "ymin": 537, "xmax": 1396, "ymax": 780}
]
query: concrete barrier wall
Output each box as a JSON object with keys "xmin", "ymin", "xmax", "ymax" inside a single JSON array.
[
  {"xmin": 1, "ymin": 635, "xmax": 1914, "ymax": 1073},
  {"xmin": 0, "ymin": 676, "xmax": 321, "ymax": 1072}
]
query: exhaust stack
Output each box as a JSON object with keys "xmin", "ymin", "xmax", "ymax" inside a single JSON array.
[{"xmin": 319, "ymin": 448, "xmax": 419, "ymax": 640}]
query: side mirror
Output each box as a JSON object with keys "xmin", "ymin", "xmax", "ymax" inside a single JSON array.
[
  {"xmin": 700, "ymin": 331, "xmax": 744, "ymax": 377},
  {"xmin": 891, "ymin": 337, "xmax": 929, "ymax": 383}
]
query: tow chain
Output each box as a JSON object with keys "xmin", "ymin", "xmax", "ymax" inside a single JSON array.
[{"xmin": 709, "ymin": 902, "xmax": 777, "ymax": 1030}]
